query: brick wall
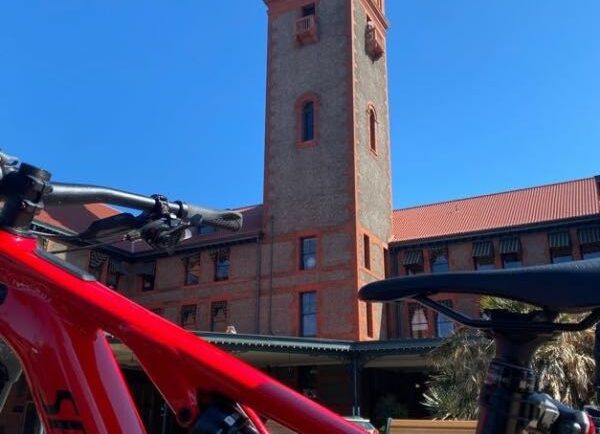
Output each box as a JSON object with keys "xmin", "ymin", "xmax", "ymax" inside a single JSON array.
[{"xmin": 388, "ymin": 222, "xmax": 600, "ymax": 339}]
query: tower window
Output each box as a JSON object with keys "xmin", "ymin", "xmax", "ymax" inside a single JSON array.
[
  {"xmin": 383, "ymin": 247, "xmax": 390, "ymax": 278},
  {"xmin": 302, "ymin": 3, "xmax": 316, "ymax": 17},
  {"xmin": 302, "ymin": 101, "xmax": 315, "ymax": 142},
  {"xmin": 295, "ymin": 4, "xmax": 318, "ymax": 45},
  {"xmin": 368, "ymin": 107, "xmax": 377, "ymax": 153},
  {"xmin": 296, "ymin": 93, "xmax": 319, "ymax": 146}
]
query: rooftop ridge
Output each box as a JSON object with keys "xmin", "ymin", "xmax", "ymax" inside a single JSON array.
[{"xmin": 393, "ymin": 175, "xmax": 598, "ymax": 213}]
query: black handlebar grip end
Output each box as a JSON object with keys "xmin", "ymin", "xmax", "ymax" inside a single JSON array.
[{"xmin": 185, "ymin": 204, "xmax": 243, "ymax": 232}]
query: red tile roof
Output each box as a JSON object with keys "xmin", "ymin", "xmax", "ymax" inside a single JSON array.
[
  {"xmin": 37, "ymin": 204, "xmax": 121, "ymax": 233},
  {"xmin": 34, "ymin": 177, "xmax": 600, "ymax": 250},
  {"xmin": 392, "ymin": 177, "xmax": 600, "ymax": 243}
]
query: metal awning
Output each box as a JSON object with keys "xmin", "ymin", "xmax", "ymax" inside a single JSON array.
[
  {"xmin": 548, "ymin": 231, "xmax": 571, "ymax": 249},
  {"xmin": 579, "ymin": 227, "xmax": 600, "ymax": 245},
  {"xmin": 402, "ymin": 249, "xmax": 423, "ymax": 266},
  {"xmin": 499, "ymin": 237, "xmax": 521, "ymax": 254},
  {"xmin": 472, "ymin": 241, "xmax": 493, "ymax": 258},
  {"xmin": 110, "ymin": 333, "xmax": 442, "ymax": 369}
]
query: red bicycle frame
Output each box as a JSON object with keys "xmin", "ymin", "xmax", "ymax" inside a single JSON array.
[{"xmin": 0, "ymin": 229, "xmax": 364, "ymax": 434}]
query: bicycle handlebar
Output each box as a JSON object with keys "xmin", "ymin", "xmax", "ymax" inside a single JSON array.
[
  {"xmin": 46, "ymin": 182, "xmax": 243, "ymax": 231},
  {"xmin": 0, "ymin": 153, "xmax": 243, "ymax": 233},
  {"xmin": 47, "ymin": 183, "xmax": 163, "ymax": 210}
]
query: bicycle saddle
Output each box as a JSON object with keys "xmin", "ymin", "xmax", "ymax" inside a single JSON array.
[{"xmin": 359, "ymin": 258, "xmax": 600, "ymax": 313}]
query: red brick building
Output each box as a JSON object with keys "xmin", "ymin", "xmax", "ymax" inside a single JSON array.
[
  {"xmin": 3, "ymin": 0, "xmax": 600, "ymax": 431},
  {"xmin": 387, "ymin": 176, "xmax": 600, "ymax": 340}
]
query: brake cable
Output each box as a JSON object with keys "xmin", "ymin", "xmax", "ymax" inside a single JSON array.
[{"xmin": 32, "ymin": 226, "xmax": 144, "ymax": 254}]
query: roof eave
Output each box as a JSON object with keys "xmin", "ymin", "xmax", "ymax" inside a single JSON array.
[{"xmin": 390, "ymin": 214, "xmax": 600, "ymax": 250}]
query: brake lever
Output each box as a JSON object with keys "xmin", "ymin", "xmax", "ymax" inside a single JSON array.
[{"xmin": 139, "ymin": 216, "xmax": 192, "ymax": 253}]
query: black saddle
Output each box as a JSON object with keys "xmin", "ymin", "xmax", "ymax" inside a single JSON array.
[{"xmin": 359, "ymin": 258, "xmax": 600, "ymax": 313}]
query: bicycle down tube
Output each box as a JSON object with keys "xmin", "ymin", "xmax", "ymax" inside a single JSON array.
[{"xmin": 0, "ymin": 230, "xmax": 364, "ymax": 434}]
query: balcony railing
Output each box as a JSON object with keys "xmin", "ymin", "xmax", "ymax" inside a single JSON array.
[
  {"xmin": 366, "ymin": 25, "xmax": 384, "ymax": 60},
  {"xmin": 295, "ymin": 15, "xmax": 318, "ymax": 45}
]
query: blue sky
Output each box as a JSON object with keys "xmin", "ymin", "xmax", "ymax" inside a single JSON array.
[{"xmin": 1, "ymin": 1, "xmax": 599, "ymax": 211}]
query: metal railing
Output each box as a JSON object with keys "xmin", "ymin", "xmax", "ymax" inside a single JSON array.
[{"xmin": 295, "ymin": 15, "xmax": 315, "ymax": 36}]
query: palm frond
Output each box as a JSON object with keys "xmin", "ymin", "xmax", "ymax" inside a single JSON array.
[{"xmin": 423, "ymin": 297, "xmax": 597, "ymax": 418}]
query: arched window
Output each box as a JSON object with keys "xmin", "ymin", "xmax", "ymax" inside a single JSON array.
[
  {"xmin": 368, "ymin": 107, "xmax": 377, "ymax": 152},
  {"xmin": 302, "ymin": 101, "xmax": 315, "ymax": 142},
  {"xmin": 295, "ymin": 92, "xmax": 319, "ymax": 147}
]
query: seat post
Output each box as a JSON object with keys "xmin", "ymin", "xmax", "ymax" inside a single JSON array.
[{"xmin": 476, "ymin": 311, "xmax": 557, "ymax": 434}]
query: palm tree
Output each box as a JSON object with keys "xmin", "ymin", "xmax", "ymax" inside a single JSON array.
[{"xmin": 423, "ymin": 297, "xmax": 596, "ymax": 419}]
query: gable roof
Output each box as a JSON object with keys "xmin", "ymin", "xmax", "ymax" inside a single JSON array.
[{"xmin": 392, "ymin": 177, "xmax": 600, "ymax": 243}]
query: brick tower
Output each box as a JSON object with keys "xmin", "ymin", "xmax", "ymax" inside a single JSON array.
[{"xmin": 262, "ymin": 0, "xmax": 391, "ymax": 340}]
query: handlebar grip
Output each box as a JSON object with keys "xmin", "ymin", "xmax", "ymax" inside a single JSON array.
[{"xmin": 184, "ymin": 204, "xmax": 243, "ymax": 231}]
